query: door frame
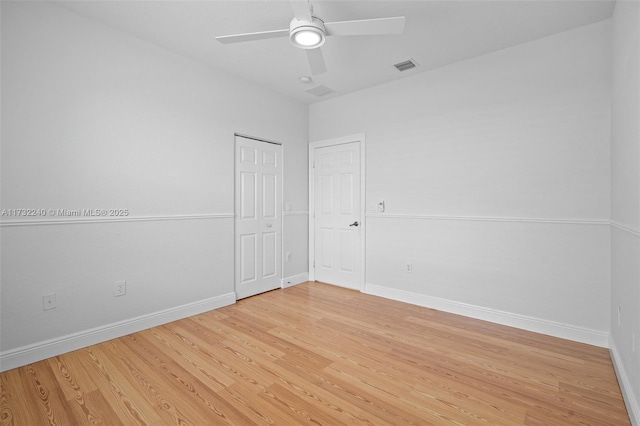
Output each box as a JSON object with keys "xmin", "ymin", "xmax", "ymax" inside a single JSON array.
[
  {"xmin": 234, "ymin": 133, "xmax": 284, "ymax": 300},
  {"xmin": 308, "ymin": 133, "xmax": 366, "ymax": 292}
]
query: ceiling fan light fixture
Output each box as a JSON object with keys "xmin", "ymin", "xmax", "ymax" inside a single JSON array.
[
  {"xmin": 293, "ymin": 29, "xmax": 323, "ymax": 47},
  {"xmin": 290, "ymin": 17, "xmax": 326, "ymax": 49}
]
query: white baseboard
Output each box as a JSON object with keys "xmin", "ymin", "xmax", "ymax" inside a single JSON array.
[
  {"xmin": 282, "ymin": 272, "xmax": 309, "ymax": 288},
  {"xmin": 364, "ymin": 283, "xmax": 609, "ymax": 348},
  {"xmin": 610, "ymin": 336, "xmax": 640, "ymax": 425},
  {"xmin": 0, "ymin": 293, "xmax": 236, "ymax": 372}
]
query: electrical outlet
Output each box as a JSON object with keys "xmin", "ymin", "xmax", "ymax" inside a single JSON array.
[
  {"xmin": 286, "ymin": 252, "xmax": 292, "ymax": 262},
  {"xmin": 617, "ymin": 306, "xmax": 621, "ymax": 326},
  {"xmin": 405, "ymin": 263, "xmax": 412, "ymax": 273},
  {"xmin": 115, "ymin": 281, "xmax": 126, "ymax": 297},
  {"xmin": 43, "ymin": 293, "xmax": 56, "ymax": 310}
]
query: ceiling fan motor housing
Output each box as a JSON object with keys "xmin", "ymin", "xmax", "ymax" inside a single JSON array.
[{"xmin": 289, "ymin": 16, "xmax": 326, "ymax": 49}]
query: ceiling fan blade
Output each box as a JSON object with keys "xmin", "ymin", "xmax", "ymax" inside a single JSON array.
[
  {"xmin": 216, "ymin": 28, "xmax": 289, "ymax": 44},
  {"xmin": 306, "ymin": 48, "xmax": 327, "ymax": 75},
  {"xmin": 325, "ymin": 16, "xmax": 406, "ymax": 37},
  {"xmin": 289, "ymin": 0, "xmax": 312, "ymax": 21}
]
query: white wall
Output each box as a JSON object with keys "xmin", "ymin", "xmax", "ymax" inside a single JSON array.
[
  {"xmin": 610, "ymin": 1, "xmax": 640, "ymax": 423},
  {"xmin": 0, "ymin": 1, "xmax": 308, "ymax": 370},
  {"xmin": 310, "ymin": 21, "xmax": 611, "ymax": 345}
]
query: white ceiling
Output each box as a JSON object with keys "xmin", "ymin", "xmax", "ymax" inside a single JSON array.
[{"xmin": 56, "ymin": 0, "xmax": 615, "ymax": 104}]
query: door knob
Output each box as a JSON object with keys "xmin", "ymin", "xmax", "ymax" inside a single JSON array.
[
  {"xmin": 349, "ymin": 221, "xmax": 359, "ymax": 227},
  {"xmin": 265, "ymin": 223, "xmax": 272, "ymax": 228}
]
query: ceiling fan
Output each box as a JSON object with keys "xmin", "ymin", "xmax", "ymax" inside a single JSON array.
[{"xmin": 215, "ymin": 1, "xmax": 405, "ymax": 75}]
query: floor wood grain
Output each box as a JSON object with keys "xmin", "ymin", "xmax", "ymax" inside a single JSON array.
[{"xmin": 0, "ymin": 282, "xmax": 631, "ymax": 425}]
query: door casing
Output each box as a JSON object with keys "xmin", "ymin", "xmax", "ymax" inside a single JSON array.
[{"xmin": 309, "ymin": 134, "xmax": 366, "ymax": 292}]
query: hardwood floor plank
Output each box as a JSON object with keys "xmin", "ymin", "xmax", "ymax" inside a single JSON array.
[
  {"xmin": 113, "ymin": 334, "xmax": 252, "ymax": 425},
  {"xmin": 0, "ymin": 282, "xmax": 631, "ymax": 425},
  {"xmin": 220, "ymin": 314, "xmax": 334, "ymax": 372},
  {"xmin": 1, "ymin": 368, "xmax": 40, "ymax": 425},
  {"xmin": 172, "ymin": 328, "xmax": 274, "ymax": 394},
  {"xmin": 66, "ymin": 389, "xmax": 125, "ymax": 426},
  {"xmin": 46, "ymin": 354, "xmax": 120, "ymax": 425},
  {"xmin": 185, "ymin": 316, "xmax": 287, "ymax": 361},
  {"xmin": 266, "ymin": 357, "xmax": 384, "ymax": 425},
  {"xmin": 102, "ymin": 339, "xmax": 207, "ymax": 425},
  {"xmin": 23, "ymin": 362, "xmax": 76, "ymax": 425},
  {"xmin": 81, "ymin": 345, "xmax": 164, "ymax": 425},
  {"xmin": 557, "ymin": 381, "xmax": 630, "ymax": 424},
  {"xmin": 220, "ymin": 380, "xmax": 302, "ymax": 425},
  {"xmin": 335, "ymin": 346, "xmax": 529, "ymax": 423},
  {"xmin": 162, "ymin": 324, "xmax": 278, "ymax": 392},
  {"xmin": 144, "ymin": 326, "xmax": 237, "ymax": 392},
  {"xmin": 314, "ymin": 365, "xmax": 440, "ymax": 425},
  {"xmin": 47, "ymin": 353, "xmax": 98, "ymax": 403}
]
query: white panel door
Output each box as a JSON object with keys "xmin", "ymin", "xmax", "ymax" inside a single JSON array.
[
  {"xmin": 235, "ymin": 136, "xmax": 282, "ymax": 299},
  {"xmin": 313, "ymin": 142, "xmax": 361, "ymax": 289}
]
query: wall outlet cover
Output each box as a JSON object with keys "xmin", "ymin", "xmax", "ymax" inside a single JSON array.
[
  {"xmin": 43, "ymin": 293, "xmax": 56, "ymax": 310},
  {"xmin": 115, "ymin": 281, "xmax": 127, "ymax": 297}
]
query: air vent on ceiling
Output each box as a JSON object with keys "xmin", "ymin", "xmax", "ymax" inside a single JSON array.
[
  {"xmin": 394, "ymin": 58, "xmax": 418, "ymax": 72},
  {"xmin": 306, "ymin": 85, "xmax": 335, "ymax": 97}
]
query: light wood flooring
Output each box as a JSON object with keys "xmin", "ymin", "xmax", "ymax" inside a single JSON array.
[{"xmin": 0, "ymin": 282, "xmax": 631, "ymax": 425}]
